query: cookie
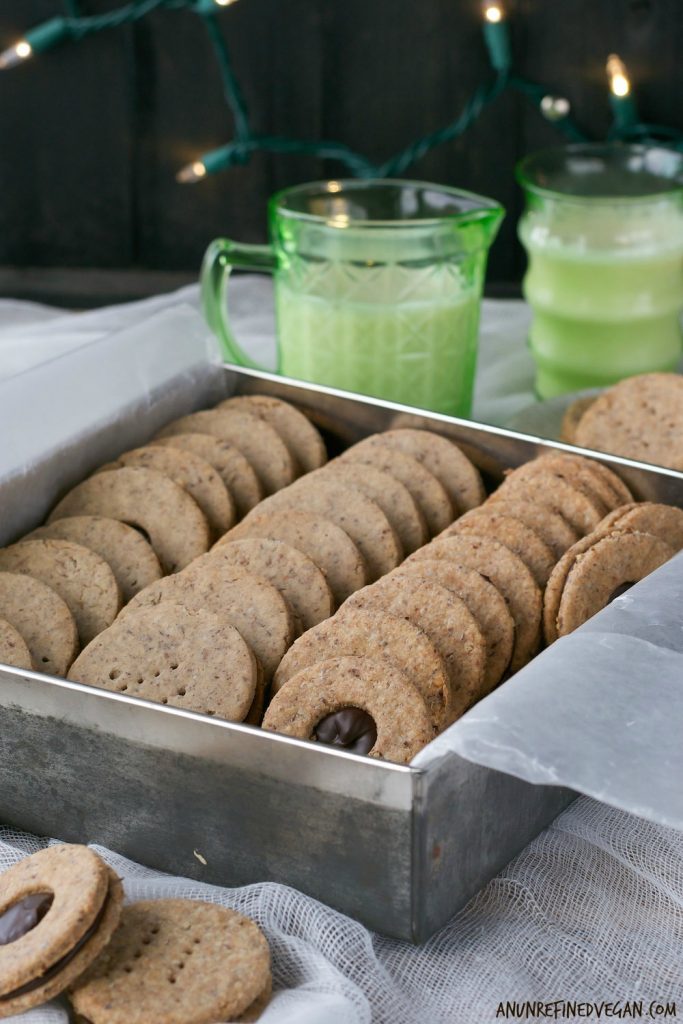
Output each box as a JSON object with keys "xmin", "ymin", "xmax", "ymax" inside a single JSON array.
[
  {"xmin": 263, "ymin": 655, "xmax": 433, "ymax": 763},
  {"xmin": 272, "ymin": 607, "xmax": 451, "ymax": 732},
  {"xmin": 490, "ymin": 471, "xmax": 603, "ymax": 536},
  {"xmin": 359, "ymin": 428, "xmax": 485, "ymax": 514},
  {"xmin": 156, "ymin": 408, "xmax": 296, "ymax": 494},
  {"xmin": 322, "ymin": 459, "xmax": 427, "ymax": 553},
  {"xmin": 103, "ymin": 446, "xmax": 234, "ymax": 537},
  {"xmin": 499, "ymin": 456, "xmax": 612, "ymax": 520},
  {"xmin": 447, "ymin": 510, "xmax": 556, "ymax": 587},
  {"xmin": 0, "ymin": 844, "xmax": 123, "ymax": 1018},
  {"xmin": 0, "ymin": 618, "xmax": 33, "ymax": 671},
  {"xmin": 217, "ymin": 394, "xmax": 327, "ymax": 474},
  {"xmin": 49, "ymin": 467, "xmax": 211, "ymax": 574},
  {"xmin": 393, "ymin": 561, "xmax": 514, "ymax": 694},
  {"xmin": 573, "ymin": 373, "xmax": 683, "ymax": 470},
  {"xmin": 411, "ymin": 535, "xmax": 542, "ymax": 671},
  {"xmin": 206, "ymin": 538, "xmax": 334, "ymax": 631},
  {"xmin": 0, "ymin": 540, "xmax": 121, "ymax": 646},
  {"xmin": 340, "ymin": 439, "xmax": 454, "ymax": 535},
  {"xmin": 69, "ymin": 603, "xmax": 258, "ymax": 721},
  {"xmin": 214, "ymin": 510, "xmax": 367, "ymax": 605},
  {"xmin": 548, "ymin": 530, "xmax": 674, "ymax": 639},
  {"xmin": 597, "ymin": 502, "xmax": 683, "ymax": 552},
  {"xmin": 124, "ymin": 564, "xmax": 295, "ymax": 681},
  {"xmin": 69, "ymin": 898, "xmax": 271, "ymax": 1024},
  {"xmin": 560, "ymin": 395, "xmax": 597, "ymax": 444},
  {"xmin": 255, "ymin": 474, "xmax": 402, "ymax": 581},
  {"xmin": 346, "ymin": 575, "xmax": 486, "ymax": 721},
  {"xmin": 0, "ymin": 572, "xmax": 78, "ymax": 676},
  {"xmin": 530, "ymin": 452, "xmax": 630, "ymax": 511},
  {"xmin": 152, "ymin": 433, "xmax": 263, "ymax": 519},
  {"xmin": 474, "ymin": 498, "xmax": 578, "ymax": 560},
  {"xmin": 27, "ymin": 516, "xmax": 163, "ymax": 604}
]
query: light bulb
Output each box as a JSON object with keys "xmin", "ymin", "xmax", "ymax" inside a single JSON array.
[
  {"xmin": 176, "ymin": 160, "xmax": 208, "ymax": 184},
  {"xmin": 607, "ymin": 54, "xmax": 630, "ymax": 97},
  {"xmin": 214, "ymin": 0, "xmax": 240, "ymax": 5},
  {"xmin": 483, "ymin": 2, "xmax": 504, "ymax": 23},
  {"xmin": 0, "ymin": 39, "xmax": 33, "ymax": 70},
  {"xmin": 540, "ymin": 95, "xmax": 571, "ymax": 122}
]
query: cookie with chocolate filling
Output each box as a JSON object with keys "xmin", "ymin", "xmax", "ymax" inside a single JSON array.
[{"xmin": 0, "ymin": 844, "xmax": 123, "ymax": 1018}]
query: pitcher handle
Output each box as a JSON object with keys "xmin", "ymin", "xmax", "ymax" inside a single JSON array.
[{"xmin": 200, "ymin": 238, "xmax": 277, "ymax": 369}]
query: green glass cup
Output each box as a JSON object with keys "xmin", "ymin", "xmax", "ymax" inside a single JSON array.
[{"xmin": 201, "ymin": 179, "xmax": 503, "ymax": 417}]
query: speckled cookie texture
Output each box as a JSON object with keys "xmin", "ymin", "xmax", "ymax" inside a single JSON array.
[
  {"xmin": 0, "ymin": 540, "xmax": 120, "ymax": 646},
  {"xmin": 104, "ymin": 445, "xmax": 235, "ymax": 537},
  {"xmin": 490, "ymin": 468, "xmax": 604, "ymax": 536},
  {"xmin": 346, "ymin": 575, "xmax": 486, "ymax": 722},
  {"xmin": 155, "ymin": 408, "xmax": 296, "ymax": 494},
  {"xmin": 206, "ymin": 538, "xmax": 334, "ymax": 631},
  {"xmin": 49, "ymin": 467, "xmax": 211, "ymax": 573},
  {"xmin": 573, "ymin": 373, "xmax": 683, "ymax": 469},
  {"xmin": 523, "ymin": 452, "xmax": 629, "ymax": 512},
  {"xmin": 152, "ymin": 433, "xmax": 263, "ymax": 518},
  {"xmin": 273, "ymin": 606, "xmax": 451, "ymax": 733},
  {"xmin": 256, "ymin": 473, "xmax": 402, "ymax": 580},
  {"xmin": 69, "ymin": 899, "xmax": 271, "ymax": 1024},
  {"xmin": 217, "ymin": 394, "xmax": 327, "ymax": 474},
  {"xmin": 322, "ymin": 459, "xmax": 427, "ymax": 553},
  {"xmin": 412, "ymin": 534, "xmax": 542, "ymax": 672},
  {"xmin": 473, "ymin": 498, "xmax": 578, "ymax": 560},
  {"xmin": 358, "ymin": 428, "xmax": 485, "ymax": 514},
  {"xmin": 340, "ymin": 438, "xmax": 454, "ymax": 536},
  {"xmin": 393, "ymin": 561, "xmax": 514, "ymax": 694},
  {"xmin": 0, "ymin": 572, "xmax": 78, "ymax": 676},
  {"xmin": 69, "ymin": 603, "xmax": 257, "ymax": 721},
  {"xmin": 263, "ymin": 655, "xmax": 433, "ymax": 763},
  {"xmin": 0, "ymin": 844, "xmax": 123, "ymax": 1018},
  {"xmin": 597, "ymin": 502, "xmax": 683, "ymax": 552},
  {"xmin": 560, "ymin": 395, "xmax": 596, "ymax": 444},
  {"xmin": 27, "ymin": 515, "xmax": 163, "ymax": 604},
  {"xmin": 448, "ymin": 510, "xmax": 556, "ymax": 587},
  {"xmin": 0, "ymin": 618, "xmax": 33, "ymax": 671},
  {"xmin": 215, "ymin": 510, "xmax": 367, "ymax": 605},
  {"xmin": 124, "ymin": 563, "xmax": 295, "ymax": 681}
]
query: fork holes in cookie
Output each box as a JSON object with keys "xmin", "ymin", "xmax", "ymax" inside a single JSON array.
[
  {"xmin": 177, "ymin": 688, "xmax": 186, "ymax": 697},
  {"xmin": 109, "ymin": 669, "xmax": 120, "ymax": 680},
  {"xmin": 170, "ymin": 662, "xmax": 179, "ymax": 670},
  {"xmin": 41, "ymin": 656, "xmax": 49, "ymax": 664}
]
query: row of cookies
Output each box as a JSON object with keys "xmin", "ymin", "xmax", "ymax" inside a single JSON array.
[
  {"xmin": 0, "ymin": 394, "xmax": 327, "ymax": 677},
  {"xmin": 0, "ymin": 844, "xmax": 271, "ymax": 1022},
  {"xmin": 64, "ymin": 428, "xmax": 485, "ymax": 725}
]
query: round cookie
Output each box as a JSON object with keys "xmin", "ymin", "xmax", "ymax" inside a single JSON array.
[
  {"xmin": 410, "ymin": 535, "xmax": 542, "ymax": 672},
  {"xmin": 0, "ymin": 845, "xmax": 123, "ymax": 1017},
  {"xmin": 500, "ymin": 457, "xmax": 610, "ymax": 518},
  {"xmin": 447, "ymin": 510, "xmax": 556, "ymax": 587},
  {"xmin": 524, "ymin": 452, "xmax": 628, "ymax": 512},
  {"xmin": 69, "ymin": 898, "xmax": 271, "ymax": 1024},
  {"xmin": 215, "ymin": 510, "xmax": 367, "ymax": 605},
  {"xmin": 156, "ymin": 408, "xmax": 296, "ymax": 494},
  {"xmin": 560, "ymin": 395, "xmax": 597, "ymax": 445},
  {"xmin": 346, "ymin": 575, "xmax": 486, "ymax": 721},
  {"xmin": 573, "ymin": 373, "xmax": 683, "ymax": 469},
  {"xmin": 103, "ymin": 446, "xmax": 234, "ymax": 537},
  {"xmin": 340, "ymin": 440, "xmax": 453, "ymax": 536},
  {"xmin": 0, "ymin": 618, "xmax": 33, "ymax": 671},
  {"xmin": 0, "ymin": 572, "xmax": 78, "ymax": 676},
  {"xmin": 124, "ymin": 564, "xmax": 295, "ymax": 681},
  {"xmin": 27, "ymin": 516, "xmax": 163, "ymax": 604},
  {"xmin": 217, "ymin": 394, "xmax": 327, "ymax": 474},
  {"xmin": 152, "ymin": 433, "xmax": 263, "ymax": 519},
  {"xmin": 553, "ymin": 531, "xmax": 674, "ymax": 638},
  {"xmin": 542, "ymin": 534, "xmax": 602, "ymax": 645},
  {"xmin": 272, "ymin": 607, "xmax": 452, "ymax": 732},
  {"xmin": 263, "ymin": 655, "xmax": 433, "ymax": 763},
  {"xmin": 596, "ymin": 502, "xmax": 683, "ymax": 552},
  {"xmin": 0, "ymin": 540, "xmax": 121, "ymax": 647},
  {"xmin": 322, "ymin": 459, "xmax": 427, "ymax": 553},
  {"xmin": 49, "ymin": 467, "xmax": 211, "ymax": 574},
  {"xmin": 472, "ymin": 498, "xmax": 578, "ymax": 560},
  {"xmin": 490, "ymin": 472, "xmax": 603, "ymax": 536},
  {"xmin": 359, "ymin": 428, "xmax": 485, "ymax": 514},
  {"xmin": 255, "ymin": 474, "xmax": 402, "ymax": 580},
  {"xmin": 206, "ymin": 538, "xmax": 333, "ymax": 631},
  {"xmin": 69, "ymin": 603, "xmax": 258, "ymax": 721},
  {"xmin": 393, "ymin": 561, "xmax": 514, "ymax": 694}
]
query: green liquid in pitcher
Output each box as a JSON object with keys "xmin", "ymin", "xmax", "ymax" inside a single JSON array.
[{"xmin": 275, "ymin": 275, "xmax": 481, "ymax": 417}]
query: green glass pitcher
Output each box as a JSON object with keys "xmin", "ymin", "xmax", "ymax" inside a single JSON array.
[{"xmin": 201, "ymin": 179, "xmax": 504, "ymax": 417}]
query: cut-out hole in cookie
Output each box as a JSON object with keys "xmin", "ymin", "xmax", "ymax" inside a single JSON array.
[
  {"xmin": 0, "ymin": 892, "xmax": 54, "ymax": 946},
  {"xmin": 314, "ymin": 707, "xmax": 377, "ymax": 756}
]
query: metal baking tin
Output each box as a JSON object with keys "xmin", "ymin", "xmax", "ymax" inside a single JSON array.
[{"xmin": 1, "ymin": 366, "xmax": 681, "ymax": 943}]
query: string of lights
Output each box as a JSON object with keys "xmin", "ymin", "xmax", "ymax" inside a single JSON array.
[{"xmin": 1, "ymin": 0, "xmax": 682, "ymax": 183}]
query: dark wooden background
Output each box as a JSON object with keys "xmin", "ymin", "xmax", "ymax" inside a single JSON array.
[{"xmin": 1, "ymin": 0, "xmax": 681, "ymax": 305}]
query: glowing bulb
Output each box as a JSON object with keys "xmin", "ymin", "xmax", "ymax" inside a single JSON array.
[
  {"xmin": 0, "ymin": 39, "xmax": 33, "ymax": 70},
  {"xmin": 483, "ymin": 2, "xmax": 503, "ymax": 23},
  {"xmin": 327, "ymin": 181, "xmax": 342, "ymax": 193},
  {"xmin": 214, "ymin": 0, "xmax": 239, "ymax": 6},
  {"xmin": 607, "ymin": 54, "xmax": 631, "ymax": 98},
  {"xmin": 176, "ymin": 160, "xmax": 208, "ymax": 184},
  {"xmin": 327, "ymin": 214, "xmax": 350, "ymax": 228}
]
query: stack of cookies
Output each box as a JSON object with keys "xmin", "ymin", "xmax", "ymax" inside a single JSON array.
[{"xmin": 0, "ymin": 394, "xmax": 327, "ymax": 678}]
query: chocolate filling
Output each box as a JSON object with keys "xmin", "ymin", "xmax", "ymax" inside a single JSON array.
[
  {"xmin": 0, "ymin": 887, "xmax": 112, "ymax": 1001},
  {"xmin": 315, "ymin": 707, "xmax": 377, "ymax": 755},
  {"xmin": 0, "ymin": 893, "xmax": 53, "ymax": 946},
  {"xmin": 609, "ymin": 581, "xmax": 635, "ymax": 603}
]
